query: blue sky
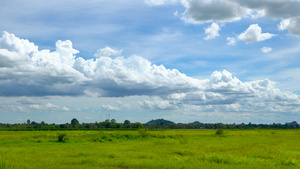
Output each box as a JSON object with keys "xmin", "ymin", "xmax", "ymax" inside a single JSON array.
[{"xmin": 0, "ymin": 0, "xmax": 300, "ymax": 124}]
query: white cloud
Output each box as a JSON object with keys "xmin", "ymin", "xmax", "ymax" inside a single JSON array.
[
  {"xmin": 165, "ymin": 70, "xmax": 300, "ymax": 113},
  {"xmin": 204, "ymin": 22, "xmax": 221, "ymax": 40},
  {"xmin": 94, "ymin": 46, "xmax": 122, "ymax": 58},
  {"xmin": 0, "ymin": 31, "xmax": 38, "ymax": 55},
  {"xmin": 29, "ymin": 103, "xmax": 70, "ymax": 112},
  {"xmin": 101, "ymin": 104, "xmax": 119, "ymax": 111},
  {"xmin": 0, "ymin": 32, "xmax": 202, "ymax": 97},
  {"xmin": 139, "ymin": 99, "xmax": 179, "ymax": 110},
  {"xmin": 261, "ymin": 47, "xmax": 272, "ymax": 53},
  {"xmin": 74, "ymin": 54, "xmax": 202, "ymax": 97},
  {"xmin": 238, "ymin": 24, "xmax": 276, "ymax": 43},
  {"xmin": 0, "ymin": 32, "xmax": 87, "ymax": 96},
  {"xmin": 55, "ymin": 40, "xmax": 79, "ymax": 66},
  {"xmin": 0, "ymin": 32, "xmax": 299, "ymax": 115},
  {"xmin": 226, "ymin": 37, "xmax": 236, "ymax": 45}
]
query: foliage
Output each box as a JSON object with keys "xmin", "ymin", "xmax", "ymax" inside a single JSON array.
[
  {"xmin": 215, "ymin": 129, "xmax": 224, "ymax": 135},
  {"xmin": 137, "ymin": 128, "xmax": 148, "ymax": 138},
  {"xmin": 132, "ymin": 122, "xmax": 144, "ymax": 128},
  {"xmin": 124, "ymin": 120, "xmax": 131, "ymax": 125},
  {"xmin": 110, "ymin": 119, "xmax": 116, "ymax": 123},
  {"xmin": 71, "ymin": 118, "xmax": 79, "ymax": 125},
  {"xmin": 57, "ymin": 133, "xmax": 68, "ymax": 142},
  {"xmin": 0, "ymin": 119, "xmax": 299, "ymax": 131}
]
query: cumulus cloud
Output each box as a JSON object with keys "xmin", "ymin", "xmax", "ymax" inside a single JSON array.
[
  {"xmin": 165, "ymin": 70, "xmax": 300, "ymax": 113},
  {"xmin": 0, "ymin": 32, "xmax": 87, "ymax": 96},
  {"xmin": 0, "ymin": 32, "xmax": 299, "ymax": 114},
  {"xmin": 74, "ymin": 55, "xmax": 202, "ymax": 97},
  {"xmin": 261, "ymin": 47, "xmax": 272, "ymax": 53},
  {"xmin": 204, "ymin": 22, "xmax": 221, "ymax": 40},
  {"xmin": 94, "ymin": 46, "xmax": 122, "ymax": 58},
  {"xmin": 238, "ymin": 24, "xmax": 275, "ymax": 43},
  {"xmin": 0, "ymin": 32, "xmax": 201, "ymax": 97}
]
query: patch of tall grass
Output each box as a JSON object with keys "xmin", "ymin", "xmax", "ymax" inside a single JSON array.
[{"xmin": 0, "ymin": 129, "xmax": 300, "ymax": 168}]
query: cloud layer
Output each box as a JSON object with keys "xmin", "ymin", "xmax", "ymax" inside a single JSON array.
[
  {"xmin": 0, "ymin": 32, "xmax": 299, "ymax": 113},
  {"xmin": 145, "ymin": 0, "xmax": 300, "ymax": 37},
  {"xmin": 0, "ymin": 31, "xmax": 200, "ymax": 97}
]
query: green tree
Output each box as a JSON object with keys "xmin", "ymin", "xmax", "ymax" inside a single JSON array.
[
  {"xmin": 31, "ymin": 121, "xmax": 38, "ymax": 125},
  {"xmin": 124, "ymin": 120, "xmax": 131, "ymax": 125},
  {"xmin": 71, "ymin": 118, "xmax": 79, "ymax": 125},
  {"xmin": 215, "ymin": 129, "xmax": 224, "ymax": 136},
  {"xmin": 133, "ymin": 122, "xmax": 144, "ymax": 128}
]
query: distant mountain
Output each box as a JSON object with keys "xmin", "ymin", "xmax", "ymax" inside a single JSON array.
[
  {"xmin": 286, "ymin": 121, "xmax": 299, "ymax": 126},
  {"xmin": 146, "ymin": 119, "xmax": 175, "ymax": 125},
  {"xmin": 189, "ymin": 121, "xmax": 201, "ymax": 124}
]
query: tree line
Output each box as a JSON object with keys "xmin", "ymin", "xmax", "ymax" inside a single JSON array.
[
  {"xmin": 0, "ymin": 118, "xmax": 299, "ymax": 131},
  {"xmin": 144, "ymin": 122, "xmax": 300, "ymax": 129}
]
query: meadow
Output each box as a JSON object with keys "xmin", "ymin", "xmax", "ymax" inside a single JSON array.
[{"xmin": 0, "ymin": 129, "xmax": 300, "ymax": 169}]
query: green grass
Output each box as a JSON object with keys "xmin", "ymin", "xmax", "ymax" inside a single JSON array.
[{"xmin": 0, "ymin": 129, "xmax": 300, "ymax": 168}]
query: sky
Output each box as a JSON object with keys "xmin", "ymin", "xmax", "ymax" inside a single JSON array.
[{"xmin": 0, "ymin": 0, "xmax": 300, "ymax": 124}]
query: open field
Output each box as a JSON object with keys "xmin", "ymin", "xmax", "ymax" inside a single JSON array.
[{"xmin": 1, "ymin": 129, "xmax": 300, "ymax": 169}]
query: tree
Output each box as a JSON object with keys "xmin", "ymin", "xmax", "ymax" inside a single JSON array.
[
  {"xmin": 111, "ymin": 119, "xmax": 116, "ymax": 123},
  {"xmin": 31, "ymin": 121, "xmax": 38, "ymax": 125},
  {"xmin": 124, "ymin": 120, "xmax": 131, "ymax": 125},
  {"xmin": 132, "ymin": 122, "xmax": 144, "ymax": 128},
  {"xmin": 27, "ymin": 119, "xmax": 31, "ymax": 125},
  {"xmin": 71, "ymin": 118, "xmax": 79, "ymax": 125}
]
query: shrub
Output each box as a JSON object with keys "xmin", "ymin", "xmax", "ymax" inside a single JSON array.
[
  {"xmin": 215, "ymin": 129, "xmax": 224, "ymax": 136},
  {"xmin": 137, "ymin": 128, "xmax": 148, "ymax": 138},
  {"xmin": 57, "ymin": 133, "xmax": 68, "ymax": 142}
]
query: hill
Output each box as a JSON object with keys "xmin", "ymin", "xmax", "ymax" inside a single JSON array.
[
  {"xmin": 146, "ymin": 119, "xmax": 175, "ymax": 125},
  {"xmin": 189, "ymin": 121, "xmax": 201, "ymax": 124}
]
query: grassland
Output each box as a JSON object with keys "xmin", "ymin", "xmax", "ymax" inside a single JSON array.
[{"xmin": 0, "ymin": 129, "xmax": 300, "ymax": 168}]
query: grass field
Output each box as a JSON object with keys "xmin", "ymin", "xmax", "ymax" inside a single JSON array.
[{"xmin": 1, "ymin": 129, "xmax": 300, "ymax": 168}]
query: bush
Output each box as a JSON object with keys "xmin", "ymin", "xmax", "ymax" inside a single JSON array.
[
  {"xmin": 57, "ymin": 133, "xmax": 68, "ymax": 142},
  {"xmin": 137, "ymin": 128, "xmax": 148, "ymax": 138},
  {"xmin": 215, "ymin": 129, "xmax": 224, "ymax": 136}
]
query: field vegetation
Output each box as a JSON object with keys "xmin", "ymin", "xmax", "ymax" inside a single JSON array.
[
  {"xmin": 1, "ymin": 118, "xmax": 299, "ymax": 131},
  {"xmin": 1, "ymin": 129, "xmax": 300, "ymax": 168}
]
